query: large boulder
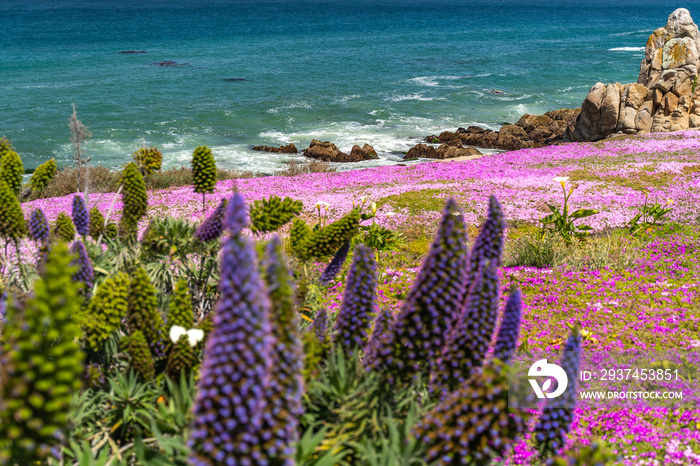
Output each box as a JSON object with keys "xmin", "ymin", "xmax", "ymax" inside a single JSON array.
[
  {"xmin": 404, "ymin": 144, "xmax": 438, "ymax": 160},
  {"xmin": 496, "ymin": 125, "xmax": 532, "ymax": 150},
  {"xmin": 350, "ymin": 144, "xmax": 379, "ymax": 161},
  {"xmin": 435, "ymin": 145, "xmax": 483, "ymax": 159},
  {"xmin": 303, "ymin": 139, "xmax": 363, "ymax": 162},
  {"xmin": 570, "ymin": 8, "xmax": 700, "ymax": 141}
]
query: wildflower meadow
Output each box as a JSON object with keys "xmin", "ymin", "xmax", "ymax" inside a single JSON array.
[{"xmin": 0, "ymin": 130, "xmax": 698, "ymax": 465}]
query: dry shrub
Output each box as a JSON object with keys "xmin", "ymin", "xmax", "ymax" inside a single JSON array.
[
  {"xmin": 28, "ymin": 165, "xmax": 260, "ymax": 200},
  {"xmin": 276, "ymin": 159, "xmax": 335, "ymax": 176}
]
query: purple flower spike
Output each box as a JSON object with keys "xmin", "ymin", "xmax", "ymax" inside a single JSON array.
[
  {"xmin": 313, "ymin": 308, "xmax": 329, "ymax": 347},
  {"xmin": 189, "ymin": 233, "xmax": 274, "ymax": 466},
  {"xmin": 534, "ymin": 327, "xmax": 582, "ymax": 456},
  {"xmin": 71, "ymin": 194, "xmax": 90, "ymax": 237},
  {"xmin": 464, "ymin": 195, "xmax": 505, "ymax": 300},
  {"xmin": 363, "ymin": 308, "xmax": 393, "ymax": 366},
  {"xmin": 431, "ymin": 258, "xmax": 500, "ymax": 396},
  {"xmin": 319, "ymin": 240, "xmax": 350, "ymax": 285},
  {"xmin": 261, "ymin": 236, "xmax": 303, "ymax": 464},
  {"xmin": 70, "ymin": 241, "xmax": 94, "ymax": 298},
  {"xmin": 195, "ymin": 198, "xmax": 228, "ymax": 242},
  {"xmin": 493, "ymin": 288, "xmax": 523, "ymax": 364},
  {"xmin": 333, "ymin": 244, "xmax": 377, "ymax": 356},
  {"xmin": 225, "ymin": 192, "xmax": 249, "ymax": 235},
  {"xmin": 366, "ymin": 198, "xmax": 468, "ymax": 384},
  {"xmin": 28, "ymin": 208, "xmax": 50, "ymax": 243}
]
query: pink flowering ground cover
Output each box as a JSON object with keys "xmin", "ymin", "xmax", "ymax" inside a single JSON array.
[{"xmin": 20, "ymin": 131, "xmax": 700, "ymax": 464}]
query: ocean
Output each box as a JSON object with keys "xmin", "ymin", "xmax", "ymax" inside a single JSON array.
[{"xmin": 3, "ymin": 0, "xmax": 700, "ymax": 173}]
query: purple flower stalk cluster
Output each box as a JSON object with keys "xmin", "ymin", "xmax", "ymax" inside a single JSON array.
[
  {"xmin": 333, "ymin": 244, "xmax": 377, "ymax": 356},
  {"xmin": 492, "ymin": 289, "xmax": 523, "ymax": 363},
  {"xmin": 225, "ymin": 192, "xmax": 249, "ymax": 236},
  {"xmin": 71, "ymin": 194, "xmax": 89, "ymax": 237},
  {"xmin": 366, "ymin": 198, "xmax": 468, "ymax": 383},
  {"xmin": 313, "ymin": 308, "xmax": 329, "ymax": 348},
  {"xmin": 69, "ymin": 241, "xmax": 94, "ymax": 298},
  {"xmin": 261, "ymin": 236, "xmax": 303, "ymax": 463},
  {"xmin": 431, "ymin": 259, "xmax": 500, "ymax": 396},
  {"xmin": 195, "ymin": 198, "xmax": 227, "ymax": 242},
  {"xmin": 534, "ymin": 328, "xmax": 582, "ymax": 456},
  {"xmin": 28, "ymin": 208, "xmax": 50, "ymax": 243},
  {"xmin": 319, "ymin": 240, "xmax": 351, "ymax": 285},
  {"xmin": 363, "ymin": 308, "xmax": 393, "ymax": 363}
]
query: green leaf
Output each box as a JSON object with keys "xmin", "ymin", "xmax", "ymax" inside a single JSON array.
[{"xmin": 570, "ymin": 208, "xmax": 599, "ymax": 219}]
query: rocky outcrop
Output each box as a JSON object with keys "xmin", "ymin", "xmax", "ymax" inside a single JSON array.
[
  {"xmin": 253, "ymin": 143, "xmax": 298, "ymax": 154},
  {"xmin": 404, "ymin": 142, "xmax": 482, "ymax": 160},
  {"xmin": 350, "ymin": 144, "xmax": 378, "ymax": 160},
  {"xmin": 404, "ymin": 144, "xmax": 438, "ymax": 160},
  {"xmin": 569, "ymin": 8, "xmax": 700, "ymax": 141},
  {"xmin": 423, "ymin": 108, "xmax": 580, "ymax": 152},
  {"xmin": 303, "ymin": 139, "xmax": 376, "ymax": 162}
]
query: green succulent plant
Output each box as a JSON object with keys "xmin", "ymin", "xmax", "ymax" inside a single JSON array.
[
  {"xmin": 167, "ymin": 279, "xmax": 194, "ymax": 330},
  {"xmin": 0, "ymin": 179, "xmax": 26, "ymax": 240},
  {"xmin": 126, "ymin": 331, "xmax": 156, "ymax": 381},
  {"xmin": 83, "ymin": 272, "xmax": 130, "ymax": 350},
  {"xmin": 0, "ymin": 149, "xmax": 23, "ymax": 197},
  {"xmin": 0, "ymin": 242, "xmax": 84, "ymax": 463},
  {"xmin": 29, "ymin": 158, "xmax": 58, "ymax": 192},
  {"xmin": 132, "ymin": 147, "xmax": 163, "ymax": 176},
  {"xmin": 52, "ymin": 212, "xmax": 76, "ymax": 242},
  {"xmin": 0, "ymin": 136, "xmax": 12, "ymax": 159},
  {"xmin": 250, "ymin": 195, "xmax": 303, "ymax": 234},
  {"xmin": 165, "ymin": 336, "xmax": 196, "ymax": 380},
  {"xmin": 295, "ymin": 209, "xmax": 361, "ymax": 261},
  {"xmin": 191, "ymin": 145, "xmax": 216, "ymax": 213},
  {"xmin": 127, "ymin": 268, "xmax": 167, "ymax": 359},
  {"xmin": 119, "ymin": 162, "xmax": 148, "ymax": 239}
]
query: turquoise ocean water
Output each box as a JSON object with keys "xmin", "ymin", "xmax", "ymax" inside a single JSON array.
[{"xmin": 3, "ymin": 0, "xmax": 700, "ymax": 173}]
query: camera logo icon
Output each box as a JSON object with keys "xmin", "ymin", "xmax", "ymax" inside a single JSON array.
[{"xmin": 528, "ymin": 359, "xmax": 568, "ymax": 399}]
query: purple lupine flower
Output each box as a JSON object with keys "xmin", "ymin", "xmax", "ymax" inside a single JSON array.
[
  {"xmin": 333, "ymin": 244, "xmax": 377, "ymax": 356},
  {"xmin": 534, "ymin": 327, "xmax": 582, "ymax": 456},
  {"xmin": 365, "ymin": 198, "xmax": 468, "ymax": 384},
  {"xmin": 70, "ymin": 241, "xmax": 94, "ymax": 298},
  {"xmin": 319, "ymin": 240, "xmax": 350, "ymax": 285},
  {"xmin": 195, "ymin": 198, "xmax": 227, "ymax": 242},
  {"xmin": 189, "ymin": 230, "xmax": 274, "ymax": 466},
  {"xmin": 313, "ymin": 308, "xmax": 328, "ymax": 348},
  {"xmin": 493, "ymin": 288, "xmax": 523, "ymax": 363},
  {"xmin": 0, "ymin": 290, "xmax": 6, "ymax": 320},
  {"xmin": 71, "ymin": 194, "xmax": 90, "ymax": 237},
  {"xmin": 261, "ymin": 236, "xmax": 302, "ymax": 464},
  {"xmin": 225, "ymin": 192, "xmax": 249, "ymax": 235},
  {"xmin": 431, "ymin": 258, "xmax": 500, "ymax": 396},
  {"xmin": 363, "ymin": 308, "xmax": 394, "ymax": 366},
  {"xmin": 464, "ymin": 195, "xmax": 505, "ymax": 302},
  {"xmin": 414, "ymin": 363, "xmax": 534, "ymax": 465},
  {"xmin": 28, "ymin": 208, "xmax": 50, "ymax": 243}
]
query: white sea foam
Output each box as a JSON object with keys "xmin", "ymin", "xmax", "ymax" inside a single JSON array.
[
  {"xmin": 267, "ymin": 101, "xmax": 312, "ymax": 114},
  {"xmin": 609, "ymin": 47, "xmax": 645, "ymax": 52},
  {"xmin": 386, "ymin": 94, "xmax": 445, "ymax": 102},
  {"xmin": 408, "ymin": 77, "xmax": 439, "ymax": 87},
  {"xmin": 612, "ymin": 29, "xmax": 650, "ymax": 36}
]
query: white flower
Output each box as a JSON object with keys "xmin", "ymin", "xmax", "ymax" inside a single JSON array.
[
  {"xmin": 553, "ymin": 176, "xmax": 569, "ymax": 188},
  {"xmin": 386, "ymin": 212, "xmax": 396, "ymax": 217},
  {"xmin": 169, "ymin": 325, "xmax": 205, "ymax": 347},
  {"xmin": 314, "ymin": 201, "xmax": 330, "ymax": 209},
  {"xmin": 371, "ymin": 202, "xmax": 377, "ymax": 213}
]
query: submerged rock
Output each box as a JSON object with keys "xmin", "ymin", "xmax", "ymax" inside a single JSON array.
[
  {"xmin": 569, "ymin": 8, "xmax": 700, "ymax": 141},
  {"xmin": 119, "ymin": 50, "xmax": 148, "ymax": 54}
]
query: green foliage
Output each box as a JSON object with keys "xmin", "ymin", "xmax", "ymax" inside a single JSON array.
[
  {"xmin": 104, "ymin": 371, "xmax": 158, "ymax": 441},
  {"xmin": 540, "ymin": 178, "xmax": 598, "ymax": 245},
  {"xmin": 0, "ymin": 136, "xmax": 12, "ymax": 159},
  {"xmin": 250, "ymin": 195, "xmax": 304, "ymax": 234},
  {"xmin": 353, "ymin": 223, "xmax": 404, "ymax": 256},
  {"xmin": 141, "ymin": 217, "xmax": 198, "ymax": 259},
  {"xmin": 0, "ymin": 149, "xmax": 23, "ymax": 197},
  {"xmin": 191, "ymin": 145, "xmax": 216, "ymax": 194},
  {"xmin": 119, "ymin": 162, "xmax": 148, "ymax": 238},
  {"xmin": 29, "ymin": 158, "xmax": 58, "ymax": 192},
  {"xmin": 165, "ymin": 337, "xmax": 196, "ymax": 380},
  {"xmin": 53, "ymin": 212, "xmax": 76, "ymax": 242},
  {"xmin": 296, "ymin": 209, "xmax": 361, "ymax": 261},
  {"xmin": 167, "ymin": 279, "xmax": 194, "ymax": 330},
  {"xmin": 0, "ymin": 242, "xmax": 84, "ymax": 463},
  {"xmin": 290, "ymin": 217, "xmax": 312, "ymax": 257},
  {"xmin": 133, "ymin": 147, "xmax": 163, "ymax": 176},
  {"xmin": 83, "ymin": 272, "xmax": 130, "ymax": 350},
  {"xmin": 127, "ymin": 268, "xmax": 167, "ymax": 359},
  {"xmin": 126, "ymin": 331, "xmax": 156, "ymax": 381},
  {"xmin": 0, "ymin": 179, "xmax": 26, "ymax": 240},
  {"xmin": 88, "ymin": 207, "xmax": 105, "ymax": 240},
  {"xmin": 626, "ymin": 192, "xmax": 674, "ymax": 235}
]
